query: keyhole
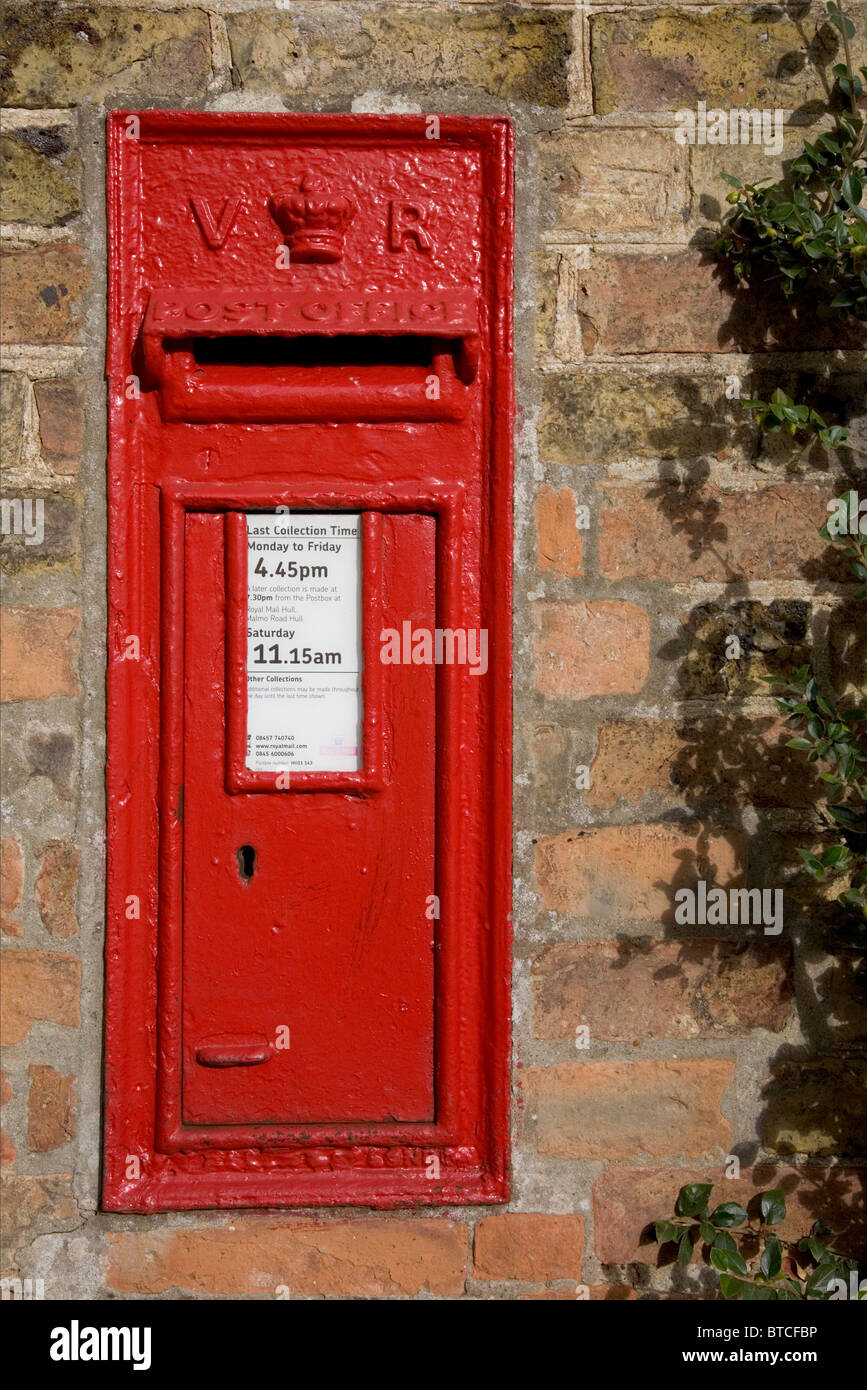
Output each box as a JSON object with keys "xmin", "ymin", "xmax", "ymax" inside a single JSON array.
[{"xmin": 236, "ymin": 845, "xmax": 256, "ymax": 882}]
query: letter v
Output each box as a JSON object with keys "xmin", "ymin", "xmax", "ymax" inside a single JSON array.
[{"xmin": 190, "ymin": 195, "xmax": 242, "ymax": 250}]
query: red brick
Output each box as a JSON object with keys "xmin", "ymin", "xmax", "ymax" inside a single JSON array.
[
  {"xmin": 0, "ymin": 245, "xmax": 88, "ymax": 345},
  {"xmin": 534, "ymin": 823, "xmax": 746, "ymax": 920},
  {"xmin": 518, "ymin": 1287, "xmax": 583, "ymax": 1299},
  {"xmin": 571, "ymin": 249, "xmax": 863, "ymax": 354},
  {"xmin": 599, "ymin": 483, "xmax": 834, "ymax": 583},
  {"xmin": 0, "ymin": 951, "xmax": 81, "ymax": 1046},
  {"xmin": 473, "ymin": 1212, "xmax": 583, "ymax": 1282},
  {"xmin": 587, "ymin": 716, "xmax": 822, "ymax": 811},
  {"xmin": 535, "ymin": 486, "xmax": 583, "ymax": 577},
  {"xmin": 27, "ymin": 1065, "xmax": 76, "ymax": 1152},
  {"xmin": 593, "ymin": 1165, "xmax": 867, "ymax": 1265},
  {"xmin": 0, "ymin": 608, "xmax": 80, "ymax": 701},
  {"xmin": 533, "ymin": 600, "xmax": 649, "ymax": 700},
  {"xmin": 106, "ymin": 1219, "xmax": 468, "ymax": 1297},
  {"xmin": 588, "ymin": 1283, "xmax": 638, "ymax": 1300},
  {"xmin": 524, "ymin": 1060, "xmax": 733, "ymax": 1160},
  {"xmin": 1, "ymin": 1071, "xmax": 14, "ymax": 1169},
  {"xmin": 33, "ymin": 379, "xmax": 85, "ymax": 475},
  {"xmin": 532, "ymin": 940, "xmax": 792, "ymax": 1042},
  {"xmin": 1, "ymin": 837, "xmax": 23, "ymax": 937},
  {"xmin": 34, "ymin": 842, "xmax": 79, "ymax": 938}
]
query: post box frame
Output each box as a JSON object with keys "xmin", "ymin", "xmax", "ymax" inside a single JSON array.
[{"xmin": 103, "ymin": 112, "xmax": 513, "ymax": 1210}]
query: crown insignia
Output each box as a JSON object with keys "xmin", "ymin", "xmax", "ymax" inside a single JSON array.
[{"xmin": 269, "ymin": 175, "xmax": 356, "ymax": 264}]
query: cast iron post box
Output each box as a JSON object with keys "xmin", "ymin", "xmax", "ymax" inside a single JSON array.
[{"xmin": 103, "ymin": 112, "xmax": 513, "ymax": 1210}]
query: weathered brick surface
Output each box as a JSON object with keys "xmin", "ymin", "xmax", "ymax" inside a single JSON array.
[
  {"xmin": 534, "ymin": 485, "xmax": 584, "ymax": 577},
  {"xmin": 565, "ymin": 248, "xmax": 864, "ymax": 354},
  {"xmin": 226, "ymin": 7, "xmax": 573, "ymax": 107},
  {"xmin": 0, "ymin": 951, "xmax": 81, "ymax": 1046},
  {"xmin": 513, "ymin": 1283, "xmax": 636, "ymax": 1299},
  {"xmin": 532, "ymin": 940, "xmax": 793, "ymax": 1041},
  {"xmin": 675, "ymin": 600, "xmax": 811, "ymax": 698},
  {"xmin": 599, "ymin": 483, "xmax": 839, "ymax": 583},
  {"xmin": 534, "ymin": 823, "xmax": 746, "ymax": 920},
  {"xmin": 539, "ymin": 128, "xmax": 687, "ymax": 236},
  {"xmin": 690, "ymin": 128, "xmax": 817, "ymax": 226},
  {"xmin": 517, "ymin": 1286, "xmax": 583, "ymax": 1300},
  {"xmin": 1, "ymin": 4, "xmax": 213, "ymax": 107},
  {"xmin": 106, "ymin": 1219, "xmax": 468, "ymax": 1297},
  {"xmin": 538, "ymin": 368, "xmax": 735, "ymax": 464},
  {"xmin": 828, "ymin": 601, "xmax": 867, "ymax": 699},
  {"xmin": 587, "ymin": 716, "xmax": 822, "ymax": 810},
  {"xmin": 1, "ymin": 1071, "xmax": 15, "ymax": 1168},
  {"xmin": 27, "ymin": 1064, "xmax": 76, "ymax": 1152},
  {"xmin": 0, "ymin": 1173, "xmax": 77, "ymax": 1275},
  {"xmin": 0, "ymin": 608, "xmax": 80, "ymax": 701},
  {"xmin": 762, "ymin": 1058, "xmax": 867, "ymax": 1158},
  {"xmin": 473, "ymin": 1212, "xmax": 584, "ymax": 1282},
  {"xmin": 1, "ymin": 837, "xmax": 24, "ymax": 938},
  {"xmin": 0, "ymin": 127, "xmax": 82, "ymax": 225},
  {"xmin": 21, "ymin": 726, "xmax": 77, "ymax": 802},
  {"xmin": 34, "ymin": 379, "xmax": 86, "ymax": 475},
  {"xmin": 593, "ymin": 1165, "xmax": 867, "ymax": 1265},
  {"xmin": 591, "ymin": 8, "xmax": 864, "ymax": 114},
  {"xmin": 0, "ymin": 371, "xmax": 27, "ymax": 473},
  {"xmin": 0, "ymin": 495, "xmax": 81, "ymax": 573},
  {"xmin": 532, "ymin": 600, "xmax": 649, "ymax": 701},
  {"xmin": 509, "ymin": 363, "xmax": 862, "ymax": 463},
  {"xmin": 34, "ymin": 842, "xmax": 79, "ymax": 939},
  {"xmin": 0, "ymin": 245, "xmax": 89, "ymax": 345},
  {"xmin": 525, "ymin": 1060, "xmax": 733, "ymax": 1160}
]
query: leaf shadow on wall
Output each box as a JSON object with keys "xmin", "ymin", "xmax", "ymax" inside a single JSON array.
[{"xmin": 599, "ymin": 462, "xmax": 867, "ymax": 1287}]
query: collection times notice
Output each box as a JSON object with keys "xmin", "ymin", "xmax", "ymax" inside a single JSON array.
[{"xmin": 245, "ymin": 513, "xmax": 362, "ymax": 772}]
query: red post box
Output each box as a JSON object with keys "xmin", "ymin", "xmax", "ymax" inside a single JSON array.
[{"xmin": 103, "ymin": 112, "xmax": 513, "ymax": 1210}]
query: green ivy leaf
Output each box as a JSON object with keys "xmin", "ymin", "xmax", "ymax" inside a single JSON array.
[
  {"xmin": 676, "ymin": 1183, "xmax": 713, "ymax": 1219},
  {"xmin": 719, "ymin": 1273, "xmax": 743, "ymax": 1299},
  {"xmin": 677, "ymin": 1231, "xmax": 694, "ymax": 1266},
  {"xmin": 709, "ymin": 1202, "xmax": 749, "ymax": 1228},
  {"xmin": 806, "ymin": 1262, "xmax": 839, "ymax": 1297},
  {"xmin": 760, "ymin": 1189, "xmax": 787, "ymax": 1225},
  {"xmin": 761, "ymin": 1234, "xmax": 783, "ymax": 1280},
  {"xmin": 713, "ymin": 1231, "xmax": 738, "ymax": 1253}
]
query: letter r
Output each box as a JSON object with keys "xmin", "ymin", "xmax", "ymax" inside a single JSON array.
[{"xmin": 388, "ymin": 201, "xmax": 433, "ymax": 253}]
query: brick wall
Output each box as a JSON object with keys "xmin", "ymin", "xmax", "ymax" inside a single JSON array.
[{"xmin": 1, "ymin": 0, "xmax": 865, "ymax": 1299}]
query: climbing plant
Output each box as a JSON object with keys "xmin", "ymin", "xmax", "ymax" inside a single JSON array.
[
  {"xmin": 650, "ymin": 3, "xmax": 865, "ymax": 1301},
  {"xmin": 715, "ymin": 0, "xmax": 867, "ymax": 952},
  {"xmin": 652, "ymin": 1183, "xmax": 863, "ymax": 1300}
]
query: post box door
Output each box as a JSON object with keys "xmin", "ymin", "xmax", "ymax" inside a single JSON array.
[{"xmin": 181, "ymin": 510, "xmax": 436, "ymax": 1124}]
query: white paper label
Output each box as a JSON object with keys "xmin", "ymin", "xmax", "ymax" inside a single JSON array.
[{"xmin": 245, "ymin": 512, "xmax": 362, "ymax": 772}]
